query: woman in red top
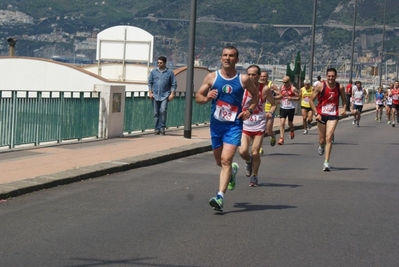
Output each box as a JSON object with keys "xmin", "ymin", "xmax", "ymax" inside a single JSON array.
[{"xmin": 309, "ymin": 68, "xmax": 347, "ymax": 171}]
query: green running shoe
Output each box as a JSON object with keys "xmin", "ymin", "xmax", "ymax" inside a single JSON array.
[
  {"xmin": 209, "ymin": 195, "xmax": 224, "ymax": 211},
  {"xmin": 228, "ymin": 162, "xmax": 239, "ymax": 190},
  {"xmin": 270, "ymin": 136, "xmax": 276, "ymax": 147}
]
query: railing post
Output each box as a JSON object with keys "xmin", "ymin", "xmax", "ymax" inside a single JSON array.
[
  {"xmin": 58, "ymin": 92, "xmax": 64, "ymax": 143},
  {"xmin": 35, "ymin": 91, "xmax": 42, "ymax": 146},
  {"xmin": 10, "ymin": 91, "xmax": 17, "ymax": 148}
]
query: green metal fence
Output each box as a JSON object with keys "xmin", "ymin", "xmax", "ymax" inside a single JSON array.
[
  {"xmin": 0, "ymin": 91, "xmax": 100, "ymax": 148},
  {"xmin": 1, "ymin": 90, "xmax": 211, "ymax": 149},
  {"xmin": 123, "ymin": 92, "xmax": 211, "ymax": 133}
]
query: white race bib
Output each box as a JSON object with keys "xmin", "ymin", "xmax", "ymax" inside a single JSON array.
[
  {"xmin": 245, "ymin": 114, "xmax": 263, "ymax": 126},
  {"xmin": 214, "ymin": 100, "xmax": 238, "ymax": 122},
  {"xmin": 321, "ymin": 104, "xmax": 336, "ymax": 115}
]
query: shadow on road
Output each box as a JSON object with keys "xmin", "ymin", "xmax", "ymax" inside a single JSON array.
[{"xmin": 216, "ymin": 203, "xmax": 296, "ymax": 215}]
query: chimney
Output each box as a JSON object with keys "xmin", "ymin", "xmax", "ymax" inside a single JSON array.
[{"xmin": 7, "ymin": 38, "xmax": 17, "ymax": 56}]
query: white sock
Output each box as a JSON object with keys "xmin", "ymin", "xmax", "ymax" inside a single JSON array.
[{"xmin": 217, "ymin": 192, "xmax": 224, "ymax": 198}]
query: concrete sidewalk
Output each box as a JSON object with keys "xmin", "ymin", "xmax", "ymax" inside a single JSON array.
[{"xmin": 0, "ymin": 104, "xmax": 374, "ymax": 200}]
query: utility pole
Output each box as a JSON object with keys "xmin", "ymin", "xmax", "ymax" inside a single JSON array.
[
  {"xmin": 379, "ymin": 0, "xmax": 387, "ymax": 87},
  {"xmin": 184, "ymin": 0, "xmax": 197, "ymax": 139},
  {"xmin": 349, "ymin": 0, "xmax": 357, "ymax": 82},
  {"xmin": 309, "ymin": 0, "xmax": 317, "ymax": 83}
]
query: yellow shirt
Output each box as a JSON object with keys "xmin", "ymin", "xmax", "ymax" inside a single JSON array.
[
  {"xmin": 264, "ymin": 81, "xmax": 273, "ymax": 112},
  {"xmin": 300, "ymin": 86, "xmax": 313, "ymax": 108}
]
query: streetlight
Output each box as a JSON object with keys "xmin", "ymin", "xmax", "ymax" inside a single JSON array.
[
  {"xmin": 349, "ymin": 0, "xmax": 357, "ymax": 82},
  {"xmin": 379, "ymin": 0, "xmax": 387, "ymax": 87},
  {"xmin": 309, "ymin": 0, "xmax": 317, "ymax": 83}
]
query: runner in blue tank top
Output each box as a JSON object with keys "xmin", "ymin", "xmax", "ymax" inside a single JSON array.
[{"xmin": 195, "ymin": 46, "xmax": 259, "ymax": 212}]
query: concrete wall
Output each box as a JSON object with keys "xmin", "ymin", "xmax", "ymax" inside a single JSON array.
[{"xmin": 0, "ymin": 57, "xmax": 210, "ymax": 94}]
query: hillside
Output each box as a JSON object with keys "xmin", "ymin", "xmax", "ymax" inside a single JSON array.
[{"xmin": 1, "ymin": 0, "xmax": 399, "ymax": 70}]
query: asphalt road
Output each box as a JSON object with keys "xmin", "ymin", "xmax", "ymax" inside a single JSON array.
[{"xmin": 1, "ymin": 112, "xmax": 398, "ymax": 267}]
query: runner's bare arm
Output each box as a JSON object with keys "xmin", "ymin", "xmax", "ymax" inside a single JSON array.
[
  {"xmin": 310, "ymin": 83, "xmax": 322, "ymax": 116},
  {"xmin": 238, "ymin": 74, "xmax": 259, "ymax": 119},
  {"xmin": 195, "ymin": 73, "xmax": 217, "ymax": 104},
  {"xmin": 263, "ymin": 86, "xmax": 277, "ymax": 118},
  {"xmin": 340, "ymin": 84, "xmax": 347, "ymax": 116}
]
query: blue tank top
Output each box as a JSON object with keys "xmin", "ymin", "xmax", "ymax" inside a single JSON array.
[{"xmin": 210, "ymin": 70, "xmax": 245, "ymax": 125}]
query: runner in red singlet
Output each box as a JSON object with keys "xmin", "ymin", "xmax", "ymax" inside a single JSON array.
[{"xmin": 309, "ymin": 68, "xmax": 347, "ymax": 171}]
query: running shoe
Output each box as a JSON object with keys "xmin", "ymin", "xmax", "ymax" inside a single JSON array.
[
  {"xmin": 375, "ymin": 117, "xmax": 378, "ymax": 121},
  {"xmin": 352, "ymin": 119, "xmax": 356, "ymax": 125},
  {"xmin": 388, "ymin": 121, "xmax": 391, "ymax": 125},
  {"xmin": 357, "ymin": 123, "xmax": 359, "ymax": 127},
  {"xmin": 379, "ymin": 119, "xmax": 381, "ymax": 123},
  {"xmin": 270, "ymin": 136, "xmax": 276, "ymax": 147},
  {"xmin": 307, "ymin": 121, "xmax": 312, "ymax": 129},
  {"xmin": 392, "ymin": 123, "xmax": 396, "ymax": 127},
  {"xmin": 249, "ymin": 175, "xmax": 259, "ymax": 187},
  {"xmin": 277, "ymin": 138, "xmax": 284, "ymax": 145},
  {"xmin": 228, "ymin": 162, "xmax": 239, "ymax": 190},
  {"xmin": 331, "ymin": 134, "xmax": 335, "ymax": 143},
  {"xmin": 323, "ymin": 162, "xmax": 330, "ymax": 171},
  {"xmin": 259, "ymin": 147, "xmax": 264, "ymax": 156},
  {"xmin": 318, "ymin": 145, "xmax": 325, "ymax": 156},
  {"xmin": 290, "ymin": 131, "xmax": 295, "ymax": 139},
  {"xmin": 209, "ymin": 195, "xmax": 224, "ymax": 211},
  {"xmin": 244, "ymin": 157, "xmax": 252, "ymax": 177},
  {"xmin": 303, "ymin": 129, "xmax": 308, "ymax": 135}
]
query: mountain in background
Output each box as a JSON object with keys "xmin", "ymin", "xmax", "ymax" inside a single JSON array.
[{"xmin": 1, "ymin": 0, "xmax": 399, "ymax": 72}]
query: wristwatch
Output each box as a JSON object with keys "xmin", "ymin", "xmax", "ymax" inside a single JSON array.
[{"xmin": 248, "ymin": 108, "xmax": 254, "ymax": 114}]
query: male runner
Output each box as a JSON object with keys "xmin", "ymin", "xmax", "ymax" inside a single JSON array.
[
  {"xmin": 195, "ymin": 46, "xmax": 259, "ymax": 212},
  {"xmin": 351, "ymin": 81, "xmax": 368, "ymax": 127},
  {"xmin": 375, "ymin": 86, "xmax": 385, "ymax": 122},
  {"xmin": 260, "ymin": 70, "xmax": 278, "ymax": 147},
  {"xmin": 300, "ymin": 79, "xmax": 314, "ymax": 134},
  {"xmin": 309, "ymin": 68, "xmax": 346, "ymax": 171},
  {"xmin": 239, "ymin": 65, "xmax": 276, "ymax": 187},
  {"xmin": 388, "ymin": 80, "xmax": 399, "ymax": 127},
  {"xmin": 274, "ymin": 76, "xmax": 300, "ymax": 145}
]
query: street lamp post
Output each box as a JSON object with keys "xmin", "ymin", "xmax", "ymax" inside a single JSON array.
[
  {"xmin": 349, "ymin": 0, "xmax": 357, "ymax": 82},
  {"xmin": 183, "ymin": 0, "xmax": 198, "ymax": 139},
  {"xmin": 309, "ymin": 0, "xmax": 317, "ymax": 83},
  {"xmin": 379, "ymin": 0, "xmax": 387, "ymax": 87}
]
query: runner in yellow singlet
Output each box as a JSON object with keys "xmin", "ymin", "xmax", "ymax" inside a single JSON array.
[
  {"xmin": 260, "ymin": 71, "xmax": 278, "ymax": 147},
  {"xmin": 299, "ymin": 80, "xmax": 314, "ymax": 134}
]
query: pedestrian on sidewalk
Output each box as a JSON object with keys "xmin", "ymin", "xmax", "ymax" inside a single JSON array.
[
  {"xmin": 148, "ymin": 56, "xmax": 177, "ymax": 135},
  {"xmin": 300, "ymin": 79, "xmax": 314, "ymax": 134},
  {"xmin": 309, "ymin": 68, "xmax": 347, "ymax": 171},
  {"xmin": 274, "ymin": 76, "xmax": 300, "ymax": 145},
  {"xmin": 238, "ymin": 65, "xmax": 276, "ymax": 187},
  {"xmin": 195, "ymin": 46, "xmax": 259, "ymax": 212}
]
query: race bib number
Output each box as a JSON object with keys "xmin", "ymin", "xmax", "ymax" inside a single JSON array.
[
  {"xmin": 245, "ymin": 114, "xmax": 263, "ymax": 126},
  {"xmin": 393, "ymin": 95, "xmax": 399, "ymax": 100},
  {"xmin": 214, "ymin": 100, "xmax": 238, "ymax": 122},
  {"xmin": 376, "ymin": 99, "xmax": 383, "ymax": 105},
  {"xmin": 354, "ymin": 97, "xmax": 362, "ymax": 105},
  {"xmin": 281, "ymin": 98, "xmax": 292, "ymax": 107},
  {"xmin": 321, "ymin": 104, "xmax": 336, "ymax": 115},
  {"xmin": 303, "ymin": 96, "xmax": 310, "ymax": 104}
]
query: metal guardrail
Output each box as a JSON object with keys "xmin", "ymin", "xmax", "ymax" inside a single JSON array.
[
  {"xmin": 123, "ymin": 92, "xmax": 211, "ymax": 133},
  {"xmin": 0, "ymin": 91, "xmax": 99, "ymax": 149},
  {"xmin": 0, "ymin": 91, "xmax": 211, "ymax": 149}
]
